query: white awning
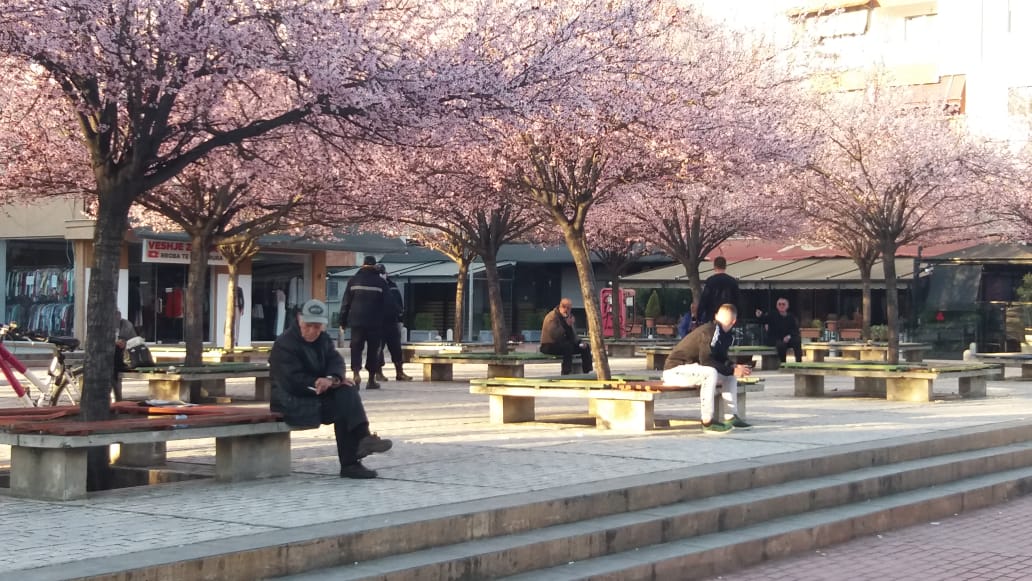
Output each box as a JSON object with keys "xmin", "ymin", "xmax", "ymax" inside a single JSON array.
[
  {"xmin": 330, "ymin": 261, "xmax": 516, "ymax": 284},
  {"xmin": 621, "ymin": 257, "xmax": 916, "ymax": 290}
]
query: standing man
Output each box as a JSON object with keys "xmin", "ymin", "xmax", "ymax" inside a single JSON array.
[
  {"xmin": 270, "ymin": 299, "xmax": 392, "ymax": 479},
  {"xmin": 697, "ymin": 256, "xmax": 740, "ymax": 325},
  {"xmin": 662, "ymin": 303, "xmax": 752, "ymax": 433},
  {"xmin": 756, "ymin": 297, "xmax": 802, "ymax": 363},
  {"xmin": 375, "ymin": 264, "xmax": 412, "ymax": 382},
  {"xmin": 341, "ymin": 255, "xmax": 388, "ymax": 389},
  {"xmin": 540, "ymin": 298, "xmax": 593, "ymax": 375},
  {"xmin": 112, "ymin": 310, "xmax": 136, "ymax": 401}
]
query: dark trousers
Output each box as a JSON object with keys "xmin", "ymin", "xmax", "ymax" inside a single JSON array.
[
  {"xmin": 776, "ymin": 337, "xmax": 803, "ymax": 363},
  {"xmin": 349, "ymin": 326, "xmax": 383, "ymax": 373},
  {"xmin": 319, "ymin": 385, "xmax": 371, "ymax": 466},
  {"xmin": 540, "ymin": 342, "xmax": 593, "ymax": 375},
  {"xmin": 378, "ymin": 322, "xmax": 403, "ymax": 374}
]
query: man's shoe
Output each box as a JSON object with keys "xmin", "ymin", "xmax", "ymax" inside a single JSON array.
[
  {"xmin": 725, "ymin": 415, "xmax": 752, "ymax": 429},
  {"xmin": 340, "ymin": 462, "xmax": 378, "ymax": 479},
  {"xmin": 701, "ymin": 420, "xmax": 734, "ymax": 434},
  {"xmin": 366, "ymin": 377, "xmax": 381, "ymax": 390},
  {"xmin": 396, "ymin": 371, "xmax": 413, "ymax": 381},
  {"xmin": 351, "ymin": 371, "xmax": 362, "ymax": 388},
  {"xmin": 357, "ymin": 433, "xmax": 393, "ymax": 458},
  {"xmin": 374, "ymin": 371, "xmax": 389, "ymax": 382}
]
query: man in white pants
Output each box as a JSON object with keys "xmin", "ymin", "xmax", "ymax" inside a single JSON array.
[{"xmin": 662, "ymin": 303, "xmax": 752, "ymax": 433}]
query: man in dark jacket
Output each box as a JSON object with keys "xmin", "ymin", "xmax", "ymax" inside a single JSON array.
[
  {"xmin": 755, "ymin": 297, "xmax": 802, "ymax": 363},
  {"xmin": 697, "ymin": 256, "xmax": 740, "ymax": 325},
  {"xmin": 375, "ymin": 264, "xmax": 412, "ymax": 382},
  {"xmin": 539, "ymin": 298, "xmax": 593, "ymax": 375},
  {"xmin": 663, "ymin": 303, "xmax": 752, "ymax": 433},
  {"xmin": 341, "ymin": 255, "xmax": 389, "ymax": 389},
  {"xmin": 270, "ymin": 299, "xmax": 392, "ymax": 479}
]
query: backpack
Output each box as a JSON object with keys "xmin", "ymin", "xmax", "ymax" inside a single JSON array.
[{"xmin": 125, "ymin": 336, "xmax": 154, "ymax": 368}]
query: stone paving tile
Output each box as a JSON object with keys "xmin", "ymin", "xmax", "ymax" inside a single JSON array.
[{"xmin": 0, "ymin": 357, "xmax": 1031, "ymax": 576}]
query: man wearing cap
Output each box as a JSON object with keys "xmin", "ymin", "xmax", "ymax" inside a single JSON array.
[
  {"xmin": 270, "ymin": 299, "xmax": 393, "ymax": 479},
  {"xmin": 341, "ymin": 255, "xmax": 389, "ymax": 389}
]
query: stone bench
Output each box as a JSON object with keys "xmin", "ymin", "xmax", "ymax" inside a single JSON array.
[
  {"xmin": 801, "ymin": 342, "xmax": 930, "ymax": 363},
  {"xmin": 0, "ymin": 406, "xmax": 290, "ymax": 500},
  {"xmin": 120, "ymin": 363, "xmax": 271, "ymax": 403},
  {"xmin": 604, "ymin": 339, "xmax": 677, "ymax": 358},
  {"xmin": 641, "ymin": 346, "xmax": 780, "ymax": 371},
  {"xmin": 469, "ymin": 376, "xmax": 764, "ymax": 432},
  {"xmin": 781, "ymin": 362, "xmax": 999, "ymax": 402},
  {"xmin": 410, "ymin": 353, "xmax": 578, "ymax": 381},
  {"xmin": 399, "ymin": 342, "xmax": 492, "ymax": 363},
  {"xmin": 973, "ymin": 353, "xmax": 1032, "ymax": 379}
]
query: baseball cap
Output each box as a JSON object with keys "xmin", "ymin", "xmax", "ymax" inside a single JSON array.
[{"xmin": 300, "ymin": 299, "xmax": 329, "ymax": 325}]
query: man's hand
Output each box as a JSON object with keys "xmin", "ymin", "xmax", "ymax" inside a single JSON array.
[
  {"xmin": 755, "ymin": 308, "xmax": 763, "ymax": 318},
  {"xmin": 733, "ymin": 364, "xmax": 752, "ymax": 378},
  {"xmin": 313, "ymin": 376, "xmax": 336, "ymax": 394},
  {"xmin": 782, "ymin": 335, "xmax": 791, "ymax": 344}
]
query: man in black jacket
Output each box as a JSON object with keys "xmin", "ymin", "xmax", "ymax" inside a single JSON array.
[
  {"xmin": 270, "ymin": 299, "xmax": 392, "ymax": 479},
  {"xmin": 341, "ymin": 256, "xmax": 389, "ymax": 389},
  {"xmin": 755, "ymin": 297, "xmax": 802, "ymax": 363},
  {"xmin": 539, "ymin": 298, "xmax": 593, "ymax": 375},
  {"xmin": 375, "ymin": 264, "xmax": 412, "ymax": 382},
  {"xmin": 697, "ymin": 256, "xmax": 740, "ymax": 325},
  {"xmin": 663, "ymin": 303, "xmax": 752, "ymax": 433}
]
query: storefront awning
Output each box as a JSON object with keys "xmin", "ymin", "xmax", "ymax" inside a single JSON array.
[
  {"xmin": 330, "ymin": 261, "xmax": 516, "ymax": 284},
  {"xmin": 621, "ymin": 257, "xmax": 916, "ymax": 290}
]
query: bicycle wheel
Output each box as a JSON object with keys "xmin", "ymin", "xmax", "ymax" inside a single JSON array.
[{"xmin": 48, "ymin": 367, "xmax": 81, "ymax": 406}]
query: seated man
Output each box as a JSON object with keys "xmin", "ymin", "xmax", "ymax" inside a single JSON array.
[
  {"xmin": 662, "ymin": 303, "xmax": 752, "ymax": 433},
  {"xmin": 755, "ymin": 297, "xmax": 802, "ymax": 363},
  {"xmin": 539, "ymin": 298, "xmax": 593, "ymax": 375},
  {"xmin": 270, "ymin": 299, "xmax": 393, "ymax": 479}
]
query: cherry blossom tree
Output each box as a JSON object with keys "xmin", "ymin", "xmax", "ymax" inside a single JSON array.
[
  {"xmin": 793, "ymin": 82, "xmax": 1005, "ymax": 362},
  {"xmin": 0, "ymin": 0, "xmax": 445, "ymax": 426}
]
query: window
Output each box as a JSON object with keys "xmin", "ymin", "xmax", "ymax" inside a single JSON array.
[{"xmin": 903, "ymin": 13, "xmax": 936, "ymax": 45}]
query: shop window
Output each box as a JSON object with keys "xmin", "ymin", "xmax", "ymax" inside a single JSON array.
[{"xmin": 4, "ymin": 240, "xmax": 75, "ymax": 335}]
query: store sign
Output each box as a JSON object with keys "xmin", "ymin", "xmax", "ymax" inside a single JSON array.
[{"xmin": 142, "ymin": 239, "xmax": 227, "ymax": 266}]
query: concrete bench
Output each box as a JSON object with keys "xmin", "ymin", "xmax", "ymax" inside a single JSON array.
[
  {"xmin": 148, "ymin": 347, "xmax": 271, "ymax": 364},
  {"xmin": 604, "ymin": 339, "xmax": 677, "ymax": 358},
  {"xmin": 641, "ymin": 346, "xmax": 780, "ymax": 371},
  {"xmin": 973, "ymin": 353, "xmax": 1032, "ymax": 379},
  {"xmin": 781, "ymin": 361, "xmax": 999, "ymax": 402},
  {"xmin": 410, "ymin": 353, "xmax": 578, "ymax": 381},
  {"xmin": 120, "ymin": 363, "xmax": 271, "ymax": 403},
  {"xmin": 0, "ymin": 406, "xmax": 289, "ymax": 500},
  {"xmin": 469, "ymin": 376, "xmax": 764, "ymax": 432},
  {"xmin": 399, "ymin": 342, "xmax": 492, "ymax": 363},
  {"xmin": 801, "ymin": 342, "xmax": 930, "ymax": 363}
]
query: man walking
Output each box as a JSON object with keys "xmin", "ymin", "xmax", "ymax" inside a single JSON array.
[{"xmin": 341, "ymin": 256, "xmax": 388, "ymax": 389}]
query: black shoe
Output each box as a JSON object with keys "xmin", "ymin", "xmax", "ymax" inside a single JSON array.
[
  {"xmin": 351, "ymin": 371, "xmax": 362, "ymax": 389},
  {"xmin": 366, "ymin": 377, "xmax": 381, "ymax": 390},
  {"xmin": 725, "ymin": 415, "xmax": 752, "ymax": 429},
  {"xmin": 374, "ymin": 371, "xmax": 389, "ymax": 382},
  {"xmin": 340, "ymin": 462, "xmax": 377, "ymax": 479},
  {"xmin": 396, "ymin": 371, "xmax": 413, "ymax": 381},
  {"xmin": 357, "ymin": 433, "xmax": 393, "ymax": 458}
]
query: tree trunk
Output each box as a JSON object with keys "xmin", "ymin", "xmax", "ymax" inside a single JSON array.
[
  {"xmin": 881, "ymin": 241, "xmax": 900, "ymax": 364},
  {"xmin": 184, "ymin": 233, "xmax": 212, "ymax": 367},
  {"xmin": 859, "ymin": 263, "xmax": 873, "ymax": 340},
  {"xmin": 565, "ymin": 230, "xmax": 610, "ymax": 380},
  {"xmin": 82, "ymin": 185, "xmax": 135, "ymax": 491},
  {"xmin": 611, "ymin": 280, "xmax": 624, "ymax": 339},
  {"xmin": 224, "ymin": 261, "xmax": 239, "ymax": 351},
  {"xmin": 482, "ymin": 254, "xmax": 508, "ymax": 354},
  {"xmin": 454, "ymin": 259, "xmax": 470, "ymax": 343}
]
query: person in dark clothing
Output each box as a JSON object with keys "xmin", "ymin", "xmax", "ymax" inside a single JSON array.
[
  {"xmin": 697, "ymin": 256, "xmax": 740, "ymax": 325},
  {"xmin": 112, "ymin": 310, "xmax": 136, "ymax": 402},
  {"xmin": 375, "ymin": 264, "xmax": 412, "ymax": 382},
  {"xmin": 755, "ymin": 297, "xmax": 802, "ymax": 363},
  {"xmin": 341, "ymin": 255, "xmax": 389, "ymax": 389},
  {"xmin": 270, "ymin": 299, "xmax": 392, "ymax": 479},
  {"xmin": 662, "ymin": 303, "xmax": 752, "ymax": 433},
  {"xmin": 539, "ymin": 298, "xmax": 593, "ymax": 375}
]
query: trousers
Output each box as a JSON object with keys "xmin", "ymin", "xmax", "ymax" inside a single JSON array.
[{"xmin": 660, "ymin": 363, "xmax": 738, "ymax": 423}]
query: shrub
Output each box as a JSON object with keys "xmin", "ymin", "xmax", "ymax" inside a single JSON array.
[
  {"xmin": 644, "ymin": 290, "xmax": 662, "ymax": 319},
  {"xmin": 412, "ymin": 312, "xmax": 435, "ymax": 330}
]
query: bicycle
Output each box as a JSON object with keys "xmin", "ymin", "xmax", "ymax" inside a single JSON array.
[{"xmin": 0, "ymin": 322, "xmax": 82, "ymax": 406}]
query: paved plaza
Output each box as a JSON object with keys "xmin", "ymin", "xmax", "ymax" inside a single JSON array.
[{"xmin": 1, "ymin": 353, "xmax": 1032, "ymax": 580}]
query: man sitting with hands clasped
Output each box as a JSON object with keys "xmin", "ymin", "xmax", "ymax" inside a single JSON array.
[
  {"xmin": 662, "ymin": 303, "xmax": 751, "ymax": 433},
  {"xmin": 539, "ymin": 297, "xmax": 593, "ymax": 376},
  {"xmin": 270, "ymin": 299, "xmax": 392, "ymax": 479}
]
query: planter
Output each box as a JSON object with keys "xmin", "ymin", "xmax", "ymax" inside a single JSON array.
[
  {"xmin": 655, "ymin": 324, "xmax": 676, "ymax": 337},
  {"xmin": 800, "ymin": 328, "xmax": 822, "ymax": 340}
]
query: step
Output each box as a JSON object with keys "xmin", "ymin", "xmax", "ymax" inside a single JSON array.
[
  {"xmin": 278, "ymin": 441, "xmax": 1032, "ymax": 580},
  {"xmin": 500, "ymin": 466, "xmax": 1032, "ymax": 581},
  {"xmin": 23, "ymin": 421, "xmax": 1032, "ymax": 580}
]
